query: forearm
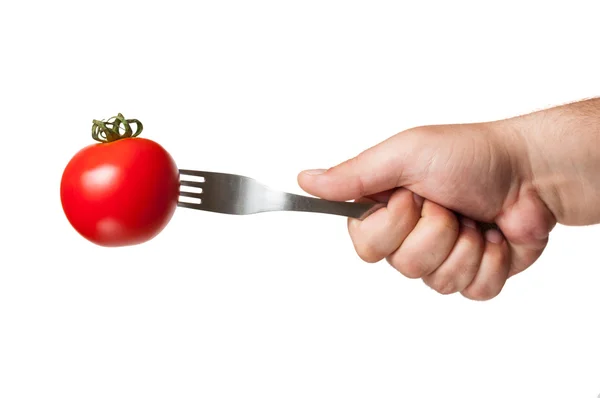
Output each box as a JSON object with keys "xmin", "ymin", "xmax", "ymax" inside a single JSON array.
[{"xmin": 506, "ymin": 98, "xmax": 600, "ymax": 225}]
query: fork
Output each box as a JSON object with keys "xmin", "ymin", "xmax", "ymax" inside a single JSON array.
[{"xmin": 177, "ymin": 169, "xmax": 384, "ymax": 220}]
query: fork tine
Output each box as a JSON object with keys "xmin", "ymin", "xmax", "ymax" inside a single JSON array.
[
  {"xmin": 179, "ymin": 169, "xmax": 206, "ymax": 177},
  {"xmin": 180, "ymin": 180, "xmax": 204, "ymax": 188},
  {"xmin": 177, "ymin": 201, "xmax": 203, "ymax": 210},
  {"xmin": 179, "ymin": 191, "xmax": 202, "ymax": 199}
]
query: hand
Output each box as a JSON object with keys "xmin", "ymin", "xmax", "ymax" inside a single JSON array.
[{"xmin": 298, "ymin": 120, "xmax": 558, "ymax": 300}]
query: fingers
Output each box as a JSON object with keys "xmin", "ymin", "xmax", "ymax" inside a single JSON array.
[
  {"xmin": 421, "ymin": 218, "xmax": 484, "ymax": 295},
  {"xmin": 348, "ymin": 193, "xmax": 461, "ymax": 276},
  {"xmin": 461, "ymin": 229, "xmax": 511, "ymax": 300},
  {"xmin": 385, "ymin": 200, "xmax": 460, "ymax": 278},
  {"xmin": 347, "ymin": 188, "xmax": 421, "ymax": 263},
  {"xmin": 348, "ymin": 194, "xmax": 512, "ymax": 300},
  {"xmin": 297, "ymin": 131, "xmax": 423, "ymax": 201},
  {"xmin": 495, "ymin": 190, "xmax": 554, "ymax": 277}
]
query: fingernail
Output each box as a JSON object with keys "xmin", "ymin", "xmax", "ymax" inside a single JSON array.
[
  {"xmin": 485, "ymin": 229, "xmax": 503, "ymax": 244},
  {"xmin": 460, "ymin": 217, "xmax": 477, "ymax": 229},
  {"xmin": 303, "ymin": 169, "xmax": 327, "ymax": 176},
  {"xmin": 413, "ymin": 193, "xmax": 424, "ymax": 206}
]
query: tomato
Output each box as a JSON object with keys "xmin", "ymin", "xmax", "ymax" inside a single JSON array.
[{"xmin": 60, "ymin": 114, "xmax": 179, "ymax": 247}]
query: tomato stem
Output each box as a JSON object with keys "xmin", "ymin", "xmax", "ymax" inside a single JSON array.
[{"xmin": 92, "ymin": 113, "xmax": 143, "ymax": 143}]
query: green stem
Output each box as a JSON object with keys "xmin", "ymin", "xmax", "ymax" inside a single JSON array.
[{"xmin": 92, "ymin": 113, "xmax": 143, "ymax": 143}]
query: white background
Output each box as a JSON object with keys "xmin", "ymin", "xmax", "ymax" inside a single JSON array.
[{"xmin": 1, "ymin": 1, "xmax": 599, "ymax": 397}]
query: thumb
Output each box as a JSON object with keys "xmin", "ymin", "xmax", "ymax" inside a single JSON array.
[{"xmin": 297, "ymin": 133, "xmax": 417, "ymax": 201}]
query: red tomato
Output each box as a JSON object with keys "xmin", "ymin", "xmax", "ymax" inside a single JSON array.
[{"xmin": 61, "ymin": 116, "xmax": 179, "ymax": 247}]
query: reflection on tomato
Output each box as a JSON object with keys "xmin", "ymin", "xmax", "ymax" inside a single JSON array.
[{"xmin": 60, "ymin": 114, "xmax": 179, "ymax": 247}]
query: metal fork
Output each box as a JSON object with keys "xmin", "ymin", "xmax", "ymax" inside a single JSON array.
[{"xmin": 177, "ymin": 169, "xmax": 384, "ymax": 220}]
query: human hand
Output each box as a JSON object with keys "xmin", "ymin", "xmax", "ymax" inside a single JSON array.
[{"xmin": 298, "ymin": 120, "xmax": 557, "ymax": 300}]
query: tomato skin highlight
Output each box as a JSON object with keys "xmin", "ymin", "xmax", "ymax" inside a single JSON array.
[{"xmin": 60, "ymin": 137, "xmax": 179, "ymax": 247}]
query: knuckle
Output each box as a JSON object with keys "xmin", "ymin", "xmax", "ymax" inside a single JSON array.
[
  {"xmin": 354, "ymin": 242, "xmax": 383, "ymax": 264},
  {"xmin": 387, "ymin": 189, "xmax": 421, "ymax": 223},
  {"xmin": 427, "ymin": 275, "xmax": 457, "ymax": 295},
  {"xmin": 390, "ymin": 256, "xmax": 428, "ymax": 279},
  {"xmin": 516, "ymin": 220, "xmax": 549, "ymax": 245},
  {"xmin": 462, "ymin": 282, "xmax": 500, "ymax": 301}
]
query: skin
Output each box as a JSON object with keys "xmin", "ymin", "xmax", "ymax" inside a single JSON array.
[{"xmin": 298, "ymin": 97, "xmax": 600, "ymax": 300}]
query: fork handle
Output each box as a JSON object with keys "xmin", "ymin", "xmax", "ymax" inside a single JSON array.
[{"xmin": 281, "ymin": 193, "xmax": 384, "ymax": 220}]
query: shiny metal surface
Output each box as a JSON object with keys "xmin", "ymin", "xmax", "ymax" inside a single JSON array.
[{"xmin": 177, "ymin": 169, "xmax": 384, "ymax": 220}]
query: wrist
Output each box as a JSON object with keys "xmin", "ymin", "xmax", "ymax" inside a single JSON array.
[
  {"xmin": 506, "ymin": 99, "xmax": 600, "ymax": 225},
  {"xmin": 486, "ymin": 117, "xmax": 535, "ymax": 194}
]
